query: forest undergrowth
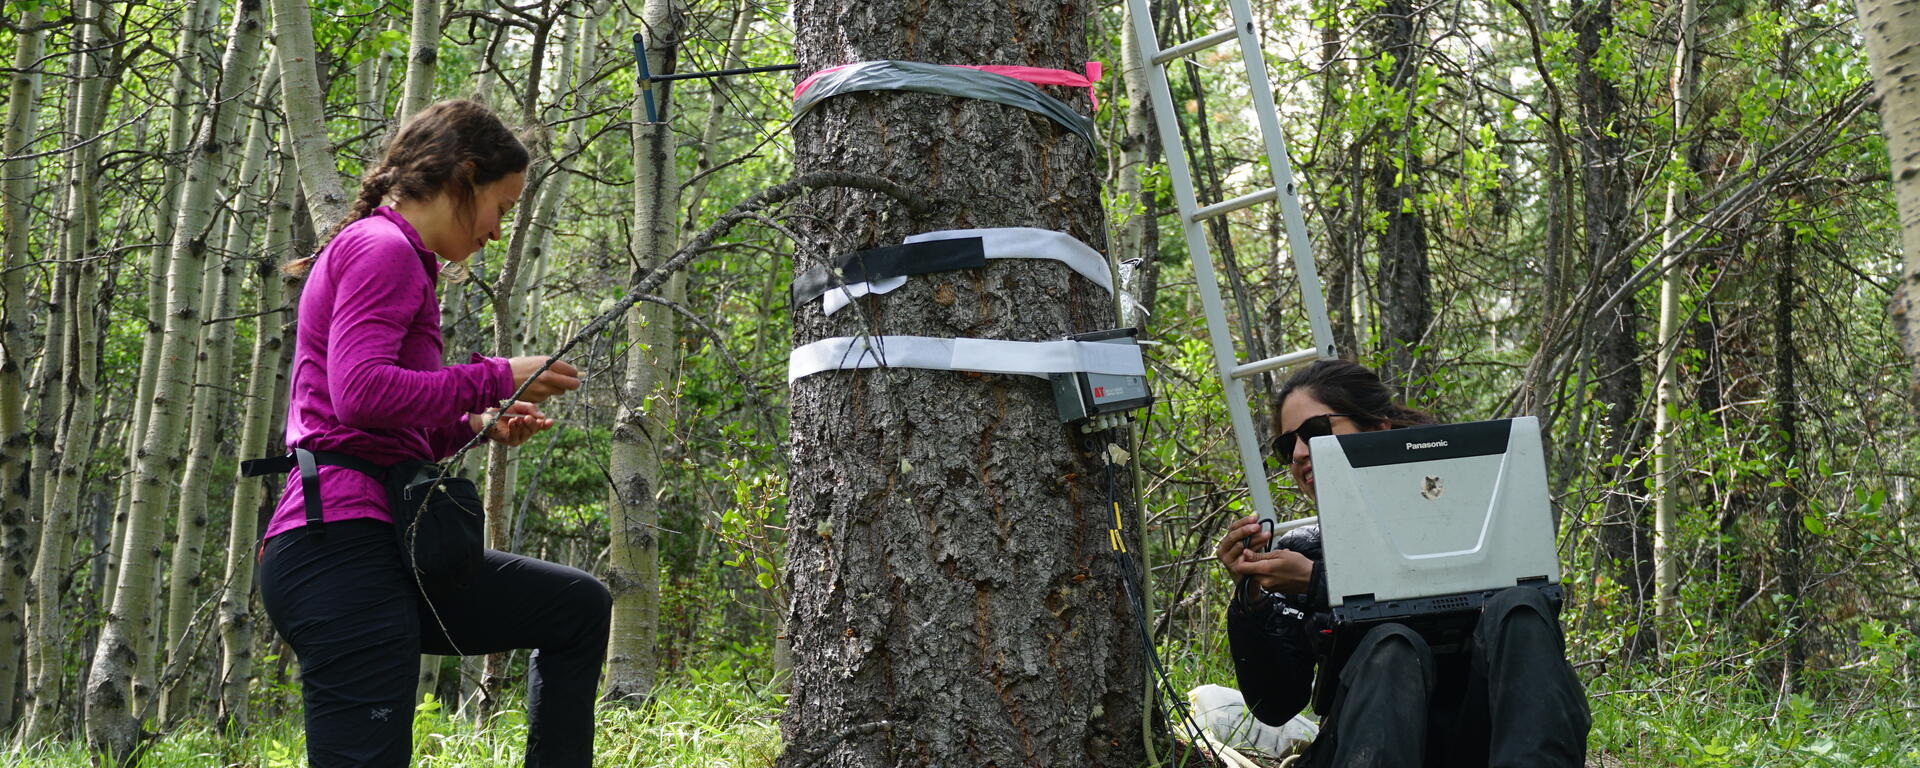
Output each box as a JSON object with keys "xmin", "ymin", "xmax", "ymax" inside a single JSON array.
[{"xmin": 12, "ymin": 637, "xmax": 1919, "ymax": 767}]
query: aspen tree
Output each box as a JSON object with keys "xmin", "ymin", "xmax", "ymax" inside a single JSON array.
[
  {"xmin": 0, "ymin": 16, "xmax": 45, "ymax": 733},
  {"xmin": 1653, "ymin": 0, "xmax": 1699, "ymax": 625},
  {"xmin": 1859, "ymin": 0, "xmax": 1920, "ymax": 390},
  {"xmin": 84, "ymin": 1, "xmax": 265, "ymax": 756}
]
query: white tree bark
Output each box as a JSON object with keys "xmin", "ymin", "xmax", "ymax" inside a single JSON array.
[
  {"xmin": 84, "ymin": 2, "xmax": 266, "ymax": 757},
  {"xmin": 604, "ymin": 0, "xmax": 684, "ymax": 704},
  {"xmin": 158, "ymin": 64, "xmax": 279, "ymax": 724},
  {"xmin": 0, "ymin": 19, "xmax": 46, "ymax": 734},
  {"xmin": 217, "ymin": 127, "xmax": 296, "ymax": 731},
  {"xmin": 272, "ymin": 0, "xmax": 350, "ymax": 231},
  {"xmin": 1862, "ymin": 0, "xmax": 1920, "ymax": 392},
  {"xmin": 1652, "ymin": 0, "xmax": 1696, "ymax": 625},
  {"xmin": 397, "ymin": 0, "xmax": 444, "ymax": 125}
]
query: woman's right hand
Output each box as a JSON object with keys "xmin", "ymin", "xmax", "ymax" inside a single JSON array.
[
  {"xmin": 508, "ymin": 356, "xmax": 582, "ymax": 402},
  {"xmin": 1215, "ymin": 514, "xmax": 1270, "ymax": 572}
]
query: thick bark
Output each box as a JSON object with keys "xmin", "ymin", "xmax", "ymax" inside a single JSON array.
[
  {"xmin": 1652, "ymin": 0, "xmax": 1697, "ymax": 625},
  {"xmin": 272, "ymin": 0, "xmax": 350, "ymax": 230},
  {"xmin": 0, "ymin": 20, "xmax": 45, "ymax": 734},
  {"xmin": 1772, "ymin": 223, "xmax": 1805, "ymax": 690},
  {"xmin": 1368, "ymin": 0, "xmax": 1433, "ymax": 392},
  {"xmin": 159, "ymin": 70, "xmax": 278, "ymax": 724},
  {"xmin": 1574, "ymin": 0, "xmax": 1652, "ymax": 647},
  {"xmin": 1860, "ymin": 0, "xmax": 1920, "ymax": 391},
  {"xmin": 777, "ymin": 2, "xmax": 1144, "ymax": 766},
  {"xmin": 605, "ymin": 0, "xmax": 684, "ymax": 704},
  {"xmin": 84, "ymin": 3, "xmax": 266, "ymax": 757}
]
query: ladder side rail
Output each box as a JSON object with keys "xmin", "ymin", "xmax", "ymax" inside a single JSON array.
[
  {"xmin": 1229, "ymin": 0, "xmax": 1337, "ymax": 359},
  {"xmin": 1125, "ymin": 0, "xmax": 1280, "ymax": 530}
]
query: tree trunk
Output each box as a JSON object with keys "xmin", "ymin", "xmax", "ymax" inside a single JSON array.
[
  {"xmin": 398, "ymin": 0, "xmax": 444, "ymax": 124},
  {"xmin": 1652, "ymin": 0, "xmax": 1697, "ymax": 626},
  {"xmin": 217, "ymin": 136, "xmax": 296, "ymax": 731},
  {"xmin": 1115, "ymin": 0, "xmax": 1161, "ymax": 331},
  {"xmin": 0, "ymin": 18, "xmax": 46, "ymax": 734},
  {"xmin": 1772, "ymin": 222, "xmax": 1805, "ymax": 691},
  {"xmin": 605, "ymin": 0, "xmax": 684, "ymax": 704},
  {"xmin": 159, "ymin": 66, "xmax": 278, "ymax": 724},
  {"xmin": 273, "ymin": 0, "xmax": 350, "ymax": 230},
  {"xmin": 84, "ymin": 3, "xmax": 265, "ymax": 757},
  {"xmin": 18, "ymin": 2, "xmax": 114, "ymax": 737},
  {"xmin": 1861, "ymin": 0, "xmax": 1920, "ymax": 392},
  {"xmin": 1369, "ymin": 0, "xmax": 1433, "ymax": 393},
  {"xmin": 1574, "ymin": 0, "xmax": 1653, "ymax": 652},
  {"xmin": 777, "ymin": 2, "xmax": 1145, "ymax": 765}
]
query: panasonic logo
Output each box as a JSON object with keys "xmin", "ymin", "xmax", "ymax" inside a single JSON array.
[{"xmin": 1405, "ymin": 440, "xmax": 1450, "ymax": 450}]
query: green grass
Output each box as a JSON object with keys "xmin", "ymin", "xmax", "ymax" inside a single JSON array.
[
  {"xmin": 8, "ymin": 665, "xmax": 783, "ymax": 767},
  {"xmin": 12, "ymin": 651, "xmax": 1918, "ymax": 766}
]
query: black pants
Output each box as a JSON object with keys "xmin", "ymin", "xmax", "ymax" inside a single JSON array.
[
  {"xmin": 260, "ymin": 519, "xmax": 612, "ymax": 768},
  {"xmin": 1308, "ymin": 587, "xmax": 1590, "ymax": 768}
]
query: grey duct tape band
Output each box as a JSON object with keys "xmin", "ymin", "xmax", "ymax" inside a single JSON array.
[
  {"xmin": 791, "ymin": 237, "xmax": 988, "ymax": 306},
  {"xmin": 792, "ymin": 60, "xmax": 1097, "ymax": 149},
  {"xmin": 798, "ymin": 227, "xmax": 1116, "ymax": 316},
  {"xmin": 788, "ymin": 335, "xmax": 1146, "ymax": 383}
]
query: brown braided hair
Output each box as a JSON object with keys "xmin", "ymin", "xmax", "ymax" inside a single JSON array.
[
  {"xmin": 1274, "ymin": 359, "xmax": 1437, "ymax": 437},
  {"xmin": 284, "ymin": 100, "xmax": 529, "ymax": 277}
]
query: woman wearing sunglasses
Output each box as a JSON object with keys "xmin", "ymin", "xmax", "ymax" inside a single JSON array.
[{"xmin": 1213, "ymin": 359, "xmax": 1588, "ymax": 767}]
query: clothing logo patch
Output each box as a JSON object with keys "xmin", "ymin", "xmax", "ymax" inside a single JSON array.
[{"xmin": 370, "ymin": 706, "xmax": 393, "ymax": 722}]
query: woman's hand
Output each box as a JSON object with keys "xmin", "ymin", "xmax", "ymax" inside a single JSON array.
[
  {"xmin": 470, "ymin": 401, "xmax": 554, "ymax": 446},
  {"xmin": 1230, "ymin": 548, "xmax": 1314, "ymax": 595},
  {"xmin": 1215, "ymin": 514, "xmax": 1271, "ymax": 572},
  {"xmin": 1215, "ymin": 514, "xmax": 1314, "ymax": 595},
  {"xmin": 508, "ymin": 356, "xmax": 581, "ymax": 402}
]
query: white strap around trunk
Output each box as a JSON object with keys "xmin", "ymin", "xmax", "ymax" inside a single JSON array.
[
  {"xmin": 788, "ymin": 335, "xmax": 1146, "ymax": 383},
  {"xmin": 821, "ymin": 228, "xmax": 1115, "ymax": 315}
]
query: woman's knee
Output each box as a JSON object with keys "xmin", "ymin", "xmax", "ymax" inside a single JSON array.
[{"xmin": 1343, "ymin": 623, "xmax": 1434, "ymax": 689}]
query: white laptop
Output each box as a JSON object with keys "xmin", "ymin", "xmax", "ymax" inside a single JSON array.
[{"xmin": 1306, "ymin": 416, "xmax": 1562, "ymax": 651}]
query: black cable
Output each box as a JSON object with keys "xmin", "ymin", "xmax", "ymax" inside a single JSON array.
[{"xmin": 1101, "ymin": 432, "xmax": 1227, "ymax": 767}]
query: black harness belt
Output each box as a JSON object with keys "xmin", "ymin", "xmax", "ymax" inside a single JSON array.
[
  {"xmin": 791, "ymin": 237, "xmax": 987, "ymax": 306},
  {"xmin": 241, "ymin": 449, "xmax": 389, "ymax": 530}
]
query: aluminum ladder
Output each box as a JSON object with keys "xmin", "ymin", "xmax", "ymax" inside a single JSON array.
[{"xmin": 1123, "ymin": 0, "xmax": 1335, "ymax": 534}]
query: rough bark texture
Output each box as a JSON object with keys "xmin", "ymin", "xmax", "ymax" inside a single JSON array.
[
  {"xmin": 777, "ymin": 2, "xmax": 1145, "ymax": 766},
  {"xmin": 1772, "ymin": 224, "xmax": 1805, "ymax": 690},
  {"xmin": 1860, "ymin": 0, "xmax": 1920, "ymax": 392},
  {"xmin": 605, "ymin": 0, "xmax": 683, "ymax": 704},
  {"xmin": 1368, "ymin": 0, "xmax": 1433, "ymax": 392},
  {"xmin": 84, "ymin": 2, "xmax": 265, "ymax": 757},
  {"xmin": 1575, "ymin": 0, "xmax": 1653, "ymax": 647}
]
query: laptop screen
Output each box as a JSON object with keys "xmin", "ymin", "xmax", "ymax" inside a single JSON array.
[{"xmin": 1308, "ymin": 417, "xmax": 1560, "ymax": 606}]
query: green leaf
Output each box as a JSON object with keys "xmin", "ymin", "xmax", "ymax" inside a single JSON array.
[{"xmin": 1802, "ymin": 515, "xmax": 1829, "ymax": 536}]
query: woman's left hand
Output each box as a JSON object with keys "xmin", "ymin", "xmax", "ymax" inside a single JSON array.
[
  {"xmin": 471, "ymin": 401, "xmax": 554, "ymax": 446},
  {"xmin": 1229, "ymin": 547, "xmax": 1314, "ymax": 595}
]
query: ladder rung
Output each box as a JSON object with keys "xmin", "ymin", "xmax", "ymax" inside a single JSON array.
[
  {"xmin": 1152, "ymin": 27, "xmax": 1238, "ymax": 66},
  {"xmin": 1230, "ymin": 347, "xmax": 1321, "ymax": 380},
  {"xmin": 1191, "ymin": 186, "xmax": 1278, "ymax": 222}
]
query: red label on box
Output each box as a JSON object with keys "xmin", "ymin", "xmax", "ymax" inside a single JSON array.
[{"xmin": 1094, "ymin": 386, "xmax": 1106, "ymax": 397}]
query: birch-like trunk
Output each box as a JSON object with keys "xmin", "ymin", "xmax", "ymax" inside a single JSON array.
[
  {"xmin": 397, "ymin": 0, "xmax": 444, "ymax": 124},
  {"xmin": 217, "ymin": 133, "xmax": 297, "ymax": 731},
  {"xmin": 84, "ymin": 3, "xmax": 266, "ymax": 757},
  {"xmin": 158, "ymin": 67, "xmax": 278, "ymax": 724},
  {"xmin": 115, "ymin": 0, "xmax": 222, "ymax": 612},
  {"xmin": 272, "ymin": 0, "xmax": 350, "ymax": 230},
  {"xmin": 604, "ymin": 0, "xmax": 683, "ymax": 704},
  {"xmin": 1859, "ymin": 0, "xmax": 1920, "ymax": 391},
  {"xmin": 1652, "ymin": 0, "xmax": 1697, "ymax": 625},
  {"xmin": 777, "ymin": 0, "xmax": 1144, "ymax": 764},
  {"xmin": 0, "ymin": 20, "xmax": 45, "ymax": 733},
  {"xmin": 1114, "ymin": 2, "xmax": 1159, "ymax": 331},
  {"xmin": 18, "ymin": 3, "xmax": 112, "ymax": 737}
]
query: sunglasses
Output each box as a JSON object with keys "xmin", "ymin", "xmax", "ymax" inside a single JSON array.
[{"xmin": 1274, "ymin": 413, "xmax": 1358, "ymax": 457}]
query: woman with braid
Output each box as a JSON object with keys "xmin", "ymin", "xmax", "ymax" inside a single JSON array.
[
  {"xmin": 260, "ymin": 100, "xmax": 610, "ymax": 767},
  {"xmin": 1214, "ymin": 359, "xmax": 1589, "ymax": 767}
]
